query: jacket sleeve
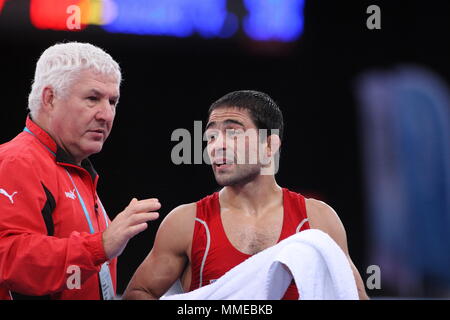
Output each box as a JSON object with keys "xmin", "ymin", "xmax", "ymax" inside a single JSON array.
[{"xmin": 0, "ymin": 155, "xmax": 108, "ymax": 296}]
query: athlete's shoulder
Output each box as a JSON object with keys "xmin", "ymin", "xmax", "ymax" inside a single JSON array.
[
  {"xmin": 161, "ymin": 202, "xmax": 197, "ymax": 228},
  {"xmin": 158, "ymin": 192, "xmax": 218, "ymax": 238},
  {"xmin": 305, "ymin": 198, "xmax": 334, "ymax": 214},
  {"xmin": 305, "ymin": 198, "xmax": 341, "ymax": 226},
  {"xmin": 304, "ymin": 198, "xmax": 348, "ymax": 251},
  {"xmin": 167, "ymin": 202, "xmax": 197, "ymax": 219}
]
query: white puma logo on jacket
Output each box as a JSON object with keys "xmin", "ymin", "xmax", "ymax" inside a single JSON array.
[{"xmin": 0, "ymin": 188, "xmax": 18, "ymax": 204}]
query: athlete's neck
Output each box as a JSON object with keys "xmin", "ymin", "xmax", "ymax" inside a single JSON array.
[{"xmin": 219, "ymin": 175, "xmax": 282, "ymax": 216}]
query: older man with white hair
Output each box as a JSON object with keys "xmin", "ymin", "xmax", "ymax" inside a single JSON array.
[{"xmin": 0, "ymin": 42, "xmax": 160, "ymax": 300}]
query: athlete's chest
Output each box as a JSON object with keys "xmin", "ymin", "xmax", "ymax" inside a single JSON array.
[{"xmin": 220, "ymin": 208, "xmax": 284, "ymax": 255}]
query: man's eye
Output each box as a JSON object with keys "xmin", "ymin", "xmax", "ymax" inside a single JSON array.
[
  {"xmin": 206, "ymin": 133, "xmax": 217, "ymax": 141},
  {"xmin": 87, "ymin": 96, "xmax": 99, "ymax": 101},
  {"xmin": 227, "ymin": 129, "xmax": 242, "ymax": 136}
]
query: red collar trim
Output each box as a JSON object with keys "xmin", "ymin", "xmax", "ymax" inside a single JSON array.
[{"xmin": 25, "ymin": 116, "xmax": 58, "ymax": 155}]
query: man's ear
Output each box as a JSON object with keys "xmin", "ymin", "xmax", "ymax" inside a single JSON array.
[
  {"xmin": 41, "ymin": 86, "xmax": 56, "ymax": 113},
  {"xmin": 260, "ymin": 134, "xmax": 281, "ymax": 176},
  {"xmin": 267, "ymin": 134, "xmax": 281, "ymax": 157}
]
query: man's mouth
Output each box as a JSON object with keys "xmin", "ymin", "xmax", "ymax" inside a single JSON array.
[
  {"xmin": 87, "ymin": 129, "xmax": 106, "ymax": 139},
  {"xmin": 91, "ymin": 129, "xmax": 105, "ymax": 134},
  {"xmin": 213, "ymin": 158, "xmax": 234, "ymax": 169}
]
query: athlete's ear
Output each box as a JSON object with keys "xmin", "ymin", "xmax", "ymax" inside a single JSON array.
[{"xmin": 267, "ymin": 134, "xmax": 281, "ymax": 157}]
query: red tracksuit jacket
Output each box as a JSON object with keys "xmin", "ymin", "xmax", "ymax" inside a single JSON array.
[{"xmin": 0, "ymin": 117, "xmax": 117, "ymax": 299}]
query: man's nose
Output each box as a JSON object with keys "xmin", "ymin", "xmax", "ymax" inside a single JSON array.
[
  {"xmin": 210, "ymin": 133, "xmax": 234, "ymax": 160},
  {"xmin": 210, "ymin": 132, "xmax": 228, "ymax": 155},
  {"xmin": 95, "ymin": 99, "xmax": 115, "ymax": 122}
]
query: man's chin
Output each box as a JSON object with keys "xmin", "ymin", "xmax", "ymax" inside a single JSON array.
[
  {"xmin": 214, "ymin": 174, "xmax": 254, "ymax": 187},
  {"xmin": 214, "ymin": 166, "xmax": 262, "ymax": 187},
  {"xmin": 82, "ymin": 143, "xmax": 104, "ymax": 157},
  {"xmin": 214, "ymin": 173, "xmax": 234, "ymax": 186}
]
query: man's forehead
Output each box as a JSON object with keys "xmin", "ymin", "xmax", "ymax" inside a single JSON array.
[
  {"xmin": 75, "ymin": 70, "xmax": 120, "ymax": 95},
  {"xmin": 207, "ymin": 107, "xmax": 253, "ymax": 125}
]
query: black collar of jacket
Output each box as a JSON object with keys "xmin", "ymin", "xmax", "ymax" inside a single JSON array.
[{"xmin": 56, "ymin": 146, "xmax": 98, "ymax": 182}]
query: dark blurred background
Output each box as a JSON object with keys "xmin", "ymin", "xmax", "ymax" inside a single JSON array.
[{"xmin": 1, "ymin": 0, "xmax": 449, "ymax": 298}]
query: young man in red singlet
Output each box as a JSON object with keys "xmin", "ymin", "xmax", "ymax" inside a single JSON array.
[{"xmin": 124, "ymin": 90, "xmax": 369, "ymax": 300}]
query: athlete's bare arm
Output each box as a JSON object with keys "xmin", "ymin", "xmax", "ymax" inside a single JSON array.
[
  {"xmin": 305, "ymin": 199, "xmax": 370, "ymax": 300},
  {"xmin": 122, "ymin": 203, "xmax": 196, "ymax": 300}
]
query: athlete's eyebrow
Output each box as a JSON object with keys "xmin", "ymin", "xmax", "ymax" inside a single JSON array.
[
  {"xmin": 205, "ymin": 119, "xmax": 245, "ymax": 131},
  {"xmin": 223, "ymin": 119, "xmax": 245, "ymax": 127},
  {"xmin": 205, "ymin": 121, "xmax": 216, "ymax": 131}
]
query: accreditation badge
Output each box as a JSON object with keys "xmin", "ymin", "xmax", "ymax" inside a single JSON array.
[{"xmin": 99, "ymin": 262, "xmax": 115, "ymax": 300}]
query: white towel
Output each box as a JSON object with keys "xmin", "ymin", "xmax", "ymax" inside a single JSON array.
[{"xmin": 162, "ymin": 229, "xmax": 359, "ymax": 300}]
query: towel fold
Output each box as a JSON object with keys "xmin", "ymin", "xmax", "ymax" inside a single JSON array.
[{"xmin": 162, "ymin": 229, "xmax": 359, "ymax": 300}]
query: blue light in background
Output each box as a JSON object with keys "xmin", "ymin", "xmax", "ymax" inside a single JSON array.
[
  {"xmin": 189, "ymin": 1, "xmax": 235, "ymax": 38},
  {"xmin": 243, "ymin": 0, "xmax": 305, "ymax": 41},
  {"xmin": 101, "ymin": 0, "xmax": 303, "ymax": 42},
  {"xmin": 103, "ymin": 0, "xmax": 237, "ymax": 38}
]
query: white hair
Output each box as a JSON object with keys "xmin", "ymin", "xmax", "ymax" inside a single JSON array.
[{"xmin": 28, "ymin": 42, "xmax": 122, "ymax": 118}]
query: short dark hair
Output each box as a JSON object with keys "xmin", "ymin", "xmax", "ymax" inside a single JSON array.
[{"xmin": 208, "ymin": 90, "xmax": 284, "ymax": 141}]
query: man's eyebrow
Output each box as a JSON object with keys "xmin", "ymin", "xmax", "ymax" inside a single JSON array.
[
  {"xmin": 205, "ymin": 121, "xmax": 216, "ymax": 131},
  {"xmin": 88, "ymin": 89, "xmax": 120, "ymax": 101},
  {"xmin": 205, "ymin": 119, "xmax": 245, "ymax": 130},
  {"xmin": 223, "ymin": 119, "xmax": 245, "ymax": 127},
  {"xmin": 88, "ymin": 89, "xmax": 103, "ymax": 96}
]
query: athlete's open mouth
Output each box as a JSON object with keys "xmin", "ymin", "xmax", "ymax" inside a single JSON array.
[{"xmin": 213, "ymin": 158, "xmax": 234, "ymax": 168}]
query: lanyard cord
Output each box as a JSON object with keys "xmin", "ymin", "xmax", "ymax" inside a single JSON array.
[
  {"xmin": 65, "ymin": 171, "xmax": 95, "ymax": 233},
  {"xmin": 23, "ymin": 127, "xmax": 109, "ymax": 234}
]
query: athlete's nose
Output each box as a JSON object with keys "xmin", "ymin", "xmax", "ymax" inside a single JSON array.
[{"xmin": 209, "ymin": 131, "xmax": 229, "ymax": 158}]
